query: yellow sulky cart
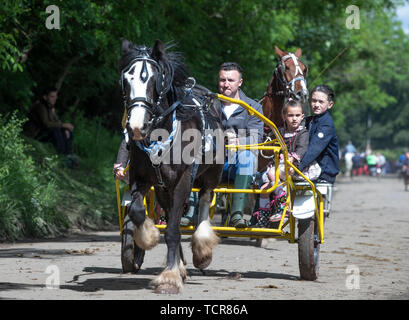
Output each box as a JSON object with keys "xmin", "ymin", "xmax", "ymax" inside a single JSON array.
[{"xmin": 115, "ymin": 94, "xmax": 334, "ymax": 281}]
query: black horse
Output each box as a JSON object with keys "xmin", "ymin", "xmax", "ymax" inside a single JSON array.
[{"xmin": 120, "ymin": 39, "xmax": 224, "ymax": 294}]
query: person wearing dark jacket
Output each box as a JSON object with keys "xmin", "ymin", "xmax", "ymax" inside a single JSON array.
[
  {"xmin": 114, "ymin": 136, "xmax": 129, "ymax": 184},
  {"xmin": 298, "ymin": 85, "xmax": 339, "ymax": 183},
  {"xmin": 182, "ymin": 62, "xmax": 264, "ymax": 227},
  {"xmin": 218, "ymin": 62, "xmax": 264, "ymax": 227},
  {"xmin": 24, "ymin": 86, "xmax": 78, "ymax": 167}
]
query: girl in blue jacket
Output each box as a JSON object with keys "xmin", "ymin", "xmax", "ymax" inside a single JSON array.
[{"xmin": 298, "ymin": 85, "xmax": 339, "ymax": 183}]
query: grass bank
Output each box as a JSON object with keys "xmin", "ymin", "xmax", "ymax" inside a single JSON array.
[{"xmin": 0, "ymin": 111, "xmax": 122, "ymax": 241}]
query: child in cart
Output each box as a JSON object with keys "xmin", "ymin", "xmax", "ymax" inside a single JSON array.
[
  {"xmin": 251, "ymin": 99, "xmax": 321, "ymax": 227},
  {"xmin": 297, "ymin": 84, "xmax": 339, "ymax": 183}
]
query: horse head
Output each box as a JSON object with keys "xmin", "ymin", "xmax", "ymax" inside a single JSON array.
[
  {"xmin": 274, "ymin": 46, "xmax": 308, "ymax": 103},
  {"xmin": 120, "ymin": 39, "xmax": 172, "ymax": 141}
]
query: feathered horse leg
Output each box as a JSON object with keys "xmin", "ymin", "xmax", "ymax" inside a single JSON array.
[
  {"xmin": 151, "ymin": 172, "xmax": 190, "ymax": 294},
  {"xmin": 127, "ymin": 182, "xmax": 160, "ymax": 251},
  {"xmin": 191, "ymin": 188, "xmax": 219, "ymax": 270}
]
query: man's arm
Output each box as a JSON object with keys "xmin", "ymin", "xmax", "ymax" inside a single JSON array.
[
  {"xmin": 116, "ymin": 139, "xmax": 129, "ymax": 167},
  {"xmin": 246, "ymin": 102, "xmax": 264, "ymax": 144},
  {"xmin": 114, "ymin": 139, "xmax": 129, "ymax": 180}
]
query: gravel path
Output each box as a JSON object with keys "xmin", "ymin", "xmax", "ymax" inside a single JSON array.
[{"xmin": 1, "ymin": 175, "xmax": 408, "ymax": 300}]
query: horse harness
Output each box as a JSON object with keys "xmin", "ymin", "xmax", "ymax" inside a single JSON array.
[
  {"xmin": 145, "ymin": 86, "xmax": 216, "ymax": 189},
  {"xmin": 120, "ymin": 46, "xmax": 176, "ymax": 129},
  {"xmin": 262, "ymin": 53, "xmax": 308, "ymax": 102},
  {"xmin": 121, "ymin": 50, "xmax": 216, "ymax": 188}
]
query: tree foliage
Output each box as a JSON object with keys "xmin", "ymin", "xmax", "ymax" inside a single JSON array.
[{"xmin": 0, "ymin": 0, "xmax": 408, "ymax": 151}]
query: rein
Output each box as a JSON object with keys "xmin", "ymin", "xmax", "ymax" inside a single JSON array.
[{"xmin": 120, "ymin": 47, "xmax": 175, "ymax": 125}]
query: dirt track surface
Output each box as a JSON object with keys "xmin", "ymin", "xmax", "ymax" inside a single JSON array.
[{"xmin": 1, "ymin": 175, "xmax": 408, "ymax": 300}]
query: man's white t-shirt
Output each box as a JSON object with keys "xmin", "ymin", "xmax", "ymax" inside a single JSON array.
[{"xmin": 223, "ymin": 103, "xmax": 240, "ymax": 120}]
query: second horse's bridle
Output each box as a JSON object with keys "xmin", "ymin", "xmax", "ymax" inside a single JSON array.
[{"xmin": 273, "ymin": 53, "xmax": 308, "ymax": 102}]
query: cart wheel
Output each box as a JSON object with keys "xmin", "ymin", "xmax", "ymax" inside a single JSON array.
[
  {"xmin": 298, "ymin": 218, "xmax": 320, "ymax": 281},
  {"xmin": 121, "ymin": 210, "xmax": 145, "ymax": 273}
]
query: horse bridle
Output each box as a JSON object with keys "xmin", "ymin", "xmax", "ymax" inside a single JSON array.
[
  {"xmin": 120, "ymin": 46, "xmax": 174, "ymax": 121},
  {"xmin": 273, "ymin": 53, "xmax": 308, "ymax": 101}
]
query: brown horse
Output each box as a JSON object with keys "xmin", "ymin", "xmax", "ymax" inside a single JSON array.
[{"xmin": 258, "ymin": 46, "xmax": 309, "ymax": 171}]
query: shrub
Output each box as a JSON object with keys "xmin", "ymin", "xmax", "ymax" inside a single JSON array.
[
  {"xmin": 0, "ymin": 112, "xmax": 66, "ymax": 240},
  {"xmin": 64, "ymin": 107, "xmax": 121, "ymax": 179}
]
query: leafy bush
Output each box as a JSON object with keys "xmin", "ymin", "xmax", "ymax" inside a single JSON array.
[
  {"xmin": 43, "ymin": 108, "xmax": 122, "ymax": 229},
  {"xmin": 0, "ymin": 108, "xmax": 133, "ymax": 241},
  {"xmin": 64, "ymin": 107, "xmax": 121, "ymax": 178},
  {"xmin": 0, "ymin": 112, "xmax": 67, "ymax": 240}
]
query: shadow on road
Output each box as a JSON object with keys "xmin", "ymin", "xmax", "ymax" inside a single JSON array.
[
  {"xmin": 57, "ymin": 265, "xmax": 299, "ymax": 293},
  {"xmin": 60, "ymin": 277, "xmax": 153, "ymax": 292}
]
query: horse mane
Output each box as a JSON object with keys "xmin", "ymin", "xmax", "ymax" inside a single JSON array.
[{"xmin": 161, "ymin": 42, "xmax": 190, "ymax": 87}]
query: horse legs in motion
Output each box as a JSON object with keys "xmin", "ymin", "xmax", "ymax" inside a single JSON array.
[
  {"xmin": 150, "ymin": 167, "xmax": 192, "ymax": 294},
  {"xmin": 191, "ymin": 167, "xmax": 221, "ymax": 270},
  {"xmin": 149, "ymin": 164, "xmax": 221, "ymax": 293},
  {"xmin": 127, "ymin": 182, "xmax": 160, "ymax": 253}
]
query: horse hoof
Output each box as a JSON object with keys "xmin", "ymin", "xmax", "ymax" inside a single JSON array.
[
  {"xmin": 155, "ymin": 284, "xmax": 180, "ymax": 294},
  {"xmin": 193, "ymin": 253, "xmax": 212, "ymax": 270},
  {"xmin": 131, "ymin": 263, "xmax": 140, "ymax": 272}
]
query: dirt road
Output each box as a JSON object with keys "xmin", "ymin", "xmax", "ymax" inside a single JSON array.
[{"xmin": 1, "ymin": 175, "xmax": 408, "ymax": 300}]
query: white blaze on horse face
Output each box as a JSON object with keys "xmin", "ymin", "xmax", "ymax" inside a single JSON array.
[
  {"xmin": 129, "ymin": 106, "xmax": 149, "ymax": 140},
  {"xmin": 290, "ymin": 54, "xmax": 308, "ymax": 98},
  {"xmin": 125, "ymin": 61, "xmax": 153, "ymax": 139},
  {"xmin": 284, "ymin": 53, "xmax": 308, "ymax": 102},
  {"xmin": 289, "ymin": 53, "xmax": 302, "ymax": 77}
]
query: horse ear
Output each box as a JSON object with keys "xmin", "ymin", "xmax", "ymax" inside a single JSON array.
[
  {"xmin": 121, "ymin": 38, "xmax": 132, "ymax": 55},
  {"xmin": 295, "ymin": 48, "xmax": 302, "ymax": 58},
  {"xmin": 275, "ymin": 46, "xmax": 285, "ymax": 58},
  {"xmin": 152, "ymin": 39, "xmax": 165, "ymax": 60}
]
